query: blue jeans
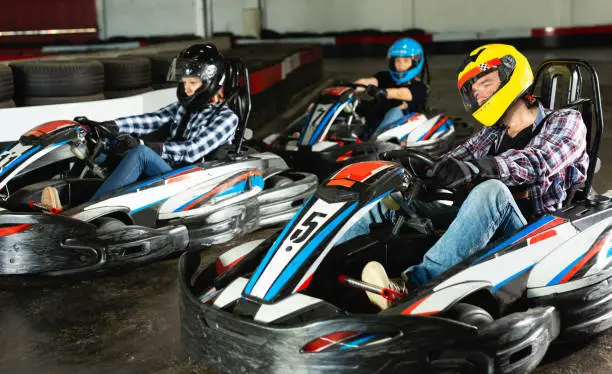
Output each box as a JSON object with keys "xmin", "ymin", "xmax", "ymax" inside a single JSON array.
[
  {"xmin": 338, "ymin": 180, "xmax": 527, "ymax": 286},
  {"xmin": 374, "ymin": 107, "xmax": 405, "ymax": 134},
  {"xmin": 91, "ymin": 145, "xmax": 173, "ymax": 200}
]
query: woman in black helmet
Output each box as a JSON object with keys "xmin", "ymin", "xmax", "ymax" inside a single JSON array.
[{"xmin": 75, "ymin": 43, "xmax": 239, "ymax": 201}]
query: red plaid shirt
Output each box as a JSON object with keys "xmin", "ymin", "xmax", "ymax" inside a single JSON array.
[{"xmin": 449, "ymin": 107, "xmax": 589, "ymax": 216}]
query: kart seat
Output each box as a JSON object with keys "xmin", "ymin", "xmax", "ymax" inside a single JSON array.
[
  {"xmin": 223, "ymin": 58, "xmax": 252, "ymax": 155},
  {"xmin": 530, "ymin": 59, "xmax": 604, "ymax": 202},
  {"xmin": 199, "ymin": 58, "xmax": 252, "ymax": 162}
]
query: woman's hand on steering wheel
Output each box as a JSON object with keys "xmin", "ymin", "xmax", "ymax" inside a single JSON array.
[{"xmin": 73, "ymin": 116, "xmax": 119, "ymax": 140}]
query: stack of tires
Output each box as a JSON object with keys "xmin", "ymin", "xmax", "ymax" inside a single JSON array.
[
  {"xmin": 10, "ymin": 60, "xmax": 105, "ymax": 106},
  {"xmin": 0, "ymin": 65, "xmax": 15, "ymax": 108},
  {"xmin": 96, "ymin": 57, "xmax": 154, "ymax": 99}
]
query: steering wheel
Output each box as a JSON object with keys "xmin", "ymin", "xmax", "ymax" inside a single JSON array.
[
  {"xmin": 380, "ymin": 149, "xmax": 461, "ymax": 205},
  {"xmin": 380, "ymin": 149, "xmax": 436, "ymax": 175}
]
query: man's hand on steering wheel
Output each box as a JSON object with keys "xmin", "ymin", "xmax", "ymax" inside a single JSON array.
[
  {"xmin": 73, "ymin": 116, "xmax": 120, "ymax": 139},
  {"xmin": 429, "ymin": 156, "xmax": 500, "ymax": 189},
  {"xmin": 379, "ymin": 149, "xmax": 437, "ymax": 180}
]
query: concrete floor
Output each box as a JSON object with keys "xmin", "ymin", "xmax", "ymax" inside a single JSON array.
[{"xmin": 1, "ymin": 47, "xmax": 612, "ymax": 374}]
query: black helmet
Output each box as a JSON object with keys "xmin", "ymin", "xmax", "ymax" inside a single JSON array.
[{"xmin": 167, "ymin": 43, "xmax": 226, "ymax": 111}]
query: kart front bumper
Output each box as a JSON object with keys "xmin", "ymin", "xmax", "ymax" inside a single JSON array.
[
  {"xmin": 178, "ymin": 252, "xmax": 560, "ymax": 374},
  {"xmin": 163, "ymin": 171, "xmax": 317, "ymax": 247},
  {"xmin": 0, "ymin": 212, "xmax": 189, "ymax": 276}
]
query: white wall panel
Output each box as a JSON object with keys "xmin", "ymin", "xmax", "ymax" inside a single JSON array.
[
  {"xmin": 103, "ymin": 0, "xmax": 203, "ymax": 38},
  {"xmin": 571, "ymin": 0, "xmax": 612, "ymax": 27},
  {"xmin": 99, "ymin": 0, "xmax": 612, "ymax": 38},
  {"xmin": 265, "ymin": 0, "xmax": 413, "ymax": 33},
  {"xmin": 414, "ymin": 0, "xmax": 563, "ymax": 34}
]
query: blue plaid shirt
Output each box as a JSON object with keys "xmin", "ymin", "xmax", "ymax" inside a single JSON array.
[
  {"xmin": 115, "ymin": 102, "xmax": 238, "ymax": 164},
  {"xmin": 449, "ymin": 106, "xmax": 589, "ymax": 216}
]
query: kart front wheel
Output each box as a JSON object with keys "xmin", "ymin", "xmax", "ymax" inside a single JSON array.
[
  {"xmin": 94, "ymin": 217, "xmax": 127, "ymax": 233},
  {"xmin": 445, "ymin": 302, "xmax": 495, "ymax": 328}
]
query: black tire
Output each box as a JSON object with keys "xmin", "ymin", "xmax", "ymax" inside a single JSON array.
[
  {"xmin": 23, "ymin": 93, "xmax": 105, "ymax": 106},
  {"xmin": 0, "ymin": 99, "xmax": 15, "ymax": 108},
  {"xmin": 0, "ymin": 64, "xmax": 14, "ymax": 101},
  {"xmin": 10, "ymin": 60, "xmax": 104, "ymax": 97},
  {"xmin": 445, "ymin": 303, "xmax": 494, "ymax": 328},
  {"xmin": 104, "ymin": 86, "xmax": 153, "ymax": 99},
  {"xmin": 152, "ymin": 82, "xmax": 175, "ymax": 90},
  {"xmin": 94, "ymin": 217, "xmax": 127, "ymax": 233},
  {"xmin": 97, "ymin": 57, "xmax": 152, "ymax": 90},
  {"xmin": 266, "ymin": 175, "xmax": 293, "ymax": 188}
]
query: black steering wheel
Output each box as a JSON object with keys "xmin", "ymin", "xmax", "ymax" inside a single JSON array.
[
  {"xmin": 380, "ymin": 149, "xmax": 461, "ymax": 205},
  {"xmin": 380, "ymin": 149, "xmax": 436, "ymax": 175}
]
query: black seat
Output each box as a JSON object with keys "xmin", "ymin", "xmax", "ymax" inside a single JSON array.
[
  {"xmin": 222, "ymin": 57, "xmax": 252, "ymax": 155},
  {"xmin": 529, "ymin": 59, "xmax": 604, "ymax": 201}
]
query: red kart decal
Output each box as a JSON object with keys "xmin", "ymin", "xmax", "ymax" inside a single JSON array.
[
  {"xmin": 322, "ymin": 86, "xmax": 351, "ymax": 96},
  {"xmin": 24, "ymin": 120, "xmax": 75, "ymax": 137},
  {"xmin": 327, "ymin": 161, "xmax": 392, "ymax": 188}
]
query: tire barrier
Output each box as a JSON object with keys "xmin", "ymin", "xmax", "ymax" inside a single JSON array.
[
  {"xmin": 95, "ymin": 57, "xmax": 153, "ymax": 99},
  {"xmin": 0, "ymin": 43, "xmax": 323, "ymax": 129},
  {"xmin": 0, "ymin": 65, "xmax": 14, "ymax": 102},
  {"xmin": 10, "ymin": 60, "xmax": 104, "ymax": 106}
]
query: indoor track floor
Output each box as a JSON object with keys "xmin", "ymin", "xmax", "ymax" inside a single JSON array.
[{"xmin": 1, "ymin": 48, "xmax": 611, "ymax": 374}]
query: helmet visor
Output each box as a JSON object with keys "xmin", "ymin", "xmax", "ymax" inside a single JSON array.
[
  {"xmin": 458, "ymin": 56, "xmax": 515, "ymax": 113},
  {"xmin": 166, "ymin": 57, "xmax": 219, "ymax": 83},
  {"xmin": 388, "ymin": 53, "xmax": 423, "ymax": 78}
]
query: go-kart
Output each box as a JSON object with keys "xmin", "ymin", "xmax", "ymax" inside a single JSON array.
[
  {"xmin": 260, "ymin": 81, "xmax": 459, "ymax": 180},
  {"xmin": 178, "ymin": 59, "xmax": 611, "ymax": 374},
  {"xmin": 0, "ymin": 59, "xmax": 317, "ymax": 276}
]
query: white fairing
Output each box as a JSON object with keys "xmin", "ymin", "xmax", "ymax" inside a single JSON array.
[
  {"xmin": 527, "ymin": 218, "xmax": 612, "ymax": 291},
  {"xmin": 375, "ymin": 113, "xmax": 428, "ymax": 142},
  {"xmin": 404, "ymin": 222, "xmax": 578, "ymax": 315},
  {"xmin": 218, "ymin": 239, "xmax": 265, "ymax": 269},
  {"xmin": 247, "ymin": 198, "xmax": 349, "ymax": 299},
  {"xmin": 299, "ymin": 100, "xmax": 353, "ymax": 146},
  {"xmin": 292, "ymin": 192, "xmax": 392, "ymax": 292},
  {"xmin": 406, "ymin": 281, "xmax": 491, "ymax": 315},
  {"xmin": 311, "ymin": 141, "xmax": 339, "ymax": 152},
  {"xmin": 254, "ymin": 293, "xmax": 322, "ymax": 323},
  {"xmin": 0, "ymin": 142, "xmax": 68, "ymax": 190},
  {"xmin": 83, "ymin": 154, "xmax": 282, "ymax": 218},
  {"xmin": 262, "ymin": 133, "xmax": 280, "ymax": 146},
  {"xmin": 214, "ymin": 277, "xmax": 249, "ymax": 308}
]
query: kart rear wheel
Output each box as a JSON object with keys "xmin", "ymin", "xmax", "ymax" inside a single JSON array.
[
  {"xmin": 94, "ymin": 217, "xmax": 127, "ymax": 233},
  {"xmin": 445, "ymin": 302, "xmax": 494, "ymax": 328},
  {"xmin": 266, "ymin": 175, "xmax": 293, "ymax": 188}
]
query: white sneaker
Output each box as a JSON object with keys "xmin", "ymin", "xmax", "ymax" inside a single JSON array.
[{"xmin": 361, "ymin": 261, "xmax": 407, "ymax": 310}]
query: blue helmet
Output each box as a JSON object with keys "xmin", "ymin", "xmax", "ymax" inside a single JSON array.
[{"xmin": 387, "ymin": 38, "xmax": 424, "ymax": 84}]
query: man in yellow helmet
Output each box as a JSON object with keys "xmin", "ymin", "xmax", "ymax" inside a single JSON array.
[{"xmin": 350, "ymin": 44, "xmax": 590, "ymax": 310}]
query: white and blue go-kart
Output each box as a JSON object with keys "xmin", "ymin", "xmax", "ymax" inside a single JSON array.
[
  {"xmin": 178, "ymin": 59, "xmax": 611, "ymax": 374},
  {"xmin": 0, "ymin": 59, "xmax": 317, "ymax": 276},
  {"xmin": 261, "ymin": 82, "xmax": 460, "ymax": 179}
]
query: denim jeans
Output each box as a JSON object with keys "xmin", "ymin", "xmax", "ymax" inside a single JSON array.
[
  {"xmin": 337, "ymin": 179, "xmax": 527, "ymax": 286},
  {"xmin": 91, "ymin": 145, "xmax": 173, "ymax": 200},
  {"xmin": 374, "ymin": 107, "xmax": 405, "ymax": 134}
]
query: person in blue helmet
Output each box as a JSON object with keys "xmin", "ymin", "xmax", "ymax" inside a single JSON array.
[{"xmin": 354, "ymin": 38, "xmax": 428, "ymax": 137}]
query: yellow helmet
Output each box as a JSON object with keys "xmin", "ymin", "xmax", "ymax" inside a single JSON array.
[{"xmin": 457, "ymin": 44, "xmax": 534, "ymax": 126}]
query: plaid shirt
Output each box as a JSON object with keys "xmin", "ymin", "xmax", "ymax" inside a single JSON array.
[
  {"xmin": 449, "ymin": 106, "xmax": 589, "ymax": 216},
  {"xmin": 115, "ymin": 102, "xmax": 238, "ymax": 164}
]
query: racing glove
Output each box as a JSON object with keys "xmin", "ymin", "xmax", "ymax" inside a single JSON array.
[
  {"xmin": 429, "ymin": 156, "xmax": 500, "ymax": 189},
  {"xmin": 109, "ymin": 134, "xmax": 140, "ymax": 157},
  {"xmin": 73, "ymin": 116, "xmax": 119, "ymax": 138},
  {"xmin": 366, "ymin": 85, "xmax": 388, "ymax": 101}
]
